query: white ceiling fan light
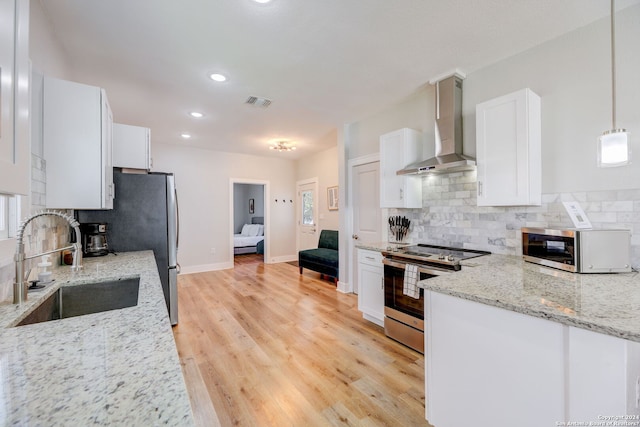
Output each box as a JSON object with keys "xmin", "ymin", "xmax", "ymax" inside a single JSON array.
[
  {"xmin": 598, "ymin": 0, "xmax": 630, "ymax": 168},
  {"xmin": 269, "ymin": 141, "xmax": 296, "ymax": 152}
]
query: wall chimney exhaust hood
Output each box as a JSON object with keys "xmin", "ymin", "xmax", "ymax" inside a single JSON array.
[{"xmin": 397, "ymin": 72, "xmax": 475, "ymax": 175}]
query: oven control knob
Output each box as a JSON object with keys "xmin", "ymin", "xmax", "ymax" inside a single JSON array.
[
  {"xmin": 447, "ymin": 255, "xmax": 455, "ymax": 262},
  {"xmin": 438, "ymin": 253, "xmax": 445, "ymax": 260}
]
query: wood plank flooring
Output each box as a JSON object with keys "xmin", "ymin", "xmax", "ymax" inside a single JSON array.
[{"xmin": 173, "ymin": 256, "xmax": 432, "ymax": 427}]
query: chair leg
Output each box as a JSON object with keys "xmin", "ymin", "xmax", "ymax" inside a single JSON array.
[{"xmin": 299, "ymin": 266, "xmax": 303, "ymax": 274}]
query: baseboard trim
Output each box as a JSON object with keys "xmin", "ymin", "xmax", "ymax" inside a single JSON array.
[
  {"xmin": 267, "ymin": 254, "xmax": 298, "ymax": 264},
  {"xmin": 180, "ymin": 262, "xmax": 233, "ymax": 275},
  {"xmin": 337, "ymin": 280, "xmax": 351, "ymax": 294}
]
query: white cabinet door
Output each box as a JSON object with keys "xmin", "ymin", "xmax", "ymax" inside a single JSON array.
[
  {"xmin": 425, "ymin": 292, "xmax": 565, "ymax": 427},
  {"xmin": 0, "ymin": 0, "xmax": 29, "ymax": 196},
  {"xmin": 113, "ymin": 123, "xmax": 151, "ymax": 170},
  {"xmin": 380, "ymin": 128, "xmax": 422, "ymax": 208},
  {"xmin": 357, "ymin": 249, "xmax": 384, "ymax": 326},
  {"xmin": 425, "ymin": 291, "xmax": 640, "ymax": 427},
  {"xmin": 567, "ymin": 327, "xmax": 640, "ymax": 419},
  {"xmin": 476, "ymin": 88, "xmax": 541, "ymax": 206},
  {"xmin": 101, "ymin": 90, "xmax": 113, "ymax": 209},
  {"xmin": 44, "ymin": 77, "xmax": 113, "ymax": 209}
]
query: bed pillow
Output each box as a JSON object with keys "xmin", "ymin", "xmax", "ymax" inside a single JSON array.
[
  {"xmin": 250, "ymin": 224, "xmax": 261, "ymax": 236},
  {"xmin": 240, "ymin": 224, "xmax": 253, "ymax": 236},
  {"xmin": 257, "ymin": 225, "xmax": 264, "ymax": 236}
]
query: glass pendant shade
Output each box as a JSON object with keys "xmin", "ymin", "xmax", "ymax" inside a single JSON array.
[{"xmin": 598, "ymin": 129, "xmax": 630, "ymax": 167}]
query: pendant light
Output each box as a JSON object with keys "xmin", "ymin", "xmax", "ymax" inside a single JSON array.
[{"xmin": 598, "ymin": 0, "xmax": 630, "ymax": 167}]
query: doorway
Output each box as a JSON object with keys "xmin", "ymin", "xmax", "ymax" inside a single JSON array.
[
  {"xmin": 296, "ymin": 178, "xmax": 319, "ymax": 252},
  {"xmin": 348, "ymin": 154, "xmax": 382, "ymax": 294},
  {"xmin": 230, "ymin": 179, "xmax": 269, "ymax": 264}
]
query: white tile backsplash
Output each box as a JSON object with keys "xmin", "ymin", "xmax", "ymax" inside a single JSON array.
[
  {"xmin": 389, "ymin": 171, "xmax": 640, "ymax": 269},
  {"xmin": 0, "ymin": 154, "xmax": 70, "ymax": 302}
]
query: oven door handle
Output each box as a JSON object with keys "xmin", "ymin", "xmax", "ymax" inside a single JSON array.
[{"xmin": 382, "ymin": 258, "xmax": 452, "ymax": 276}]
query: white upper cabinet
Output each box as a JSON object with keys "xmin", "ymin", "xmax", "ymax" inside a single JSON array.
[
  {"xmin": 476, "ymin": 88, "xmax": 541, "ymax": 207},
  {"xmin": 380, "ymin": 128, "xmax": 423, "ymax": 208},
  {"xmin": 113, "ymin": 123, "xmax": 151, "ymax": 170},
  {"xmin": 43, "ymin": 77, "xmax": 114, "ymax": 209},
  {"xmin": 0, "ymin": 0, "xmax": 30, "ymax": 196}
]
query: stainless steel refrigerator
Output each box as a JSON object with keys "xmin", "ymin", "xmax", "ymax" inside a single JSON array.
[{"xmin": 76, "ymin": 169, "xmax": 179, "ymax": 325}]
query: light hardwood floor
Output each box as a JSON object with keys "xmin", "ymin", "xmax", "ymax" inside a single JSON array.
[{"xmin": 173, "ymin": 256, "xmax": 432, "ymax": 427}]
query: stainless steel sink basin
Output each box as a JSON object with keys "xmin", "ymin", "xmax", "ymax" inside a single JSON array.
[{"xmin": 16, "ymin": 277, "xmax": 140, "ymax": 326}]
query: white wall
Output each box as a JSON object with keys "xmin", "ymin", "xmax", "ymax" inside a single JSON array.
[
  {"xmin": 152, "ymin": 143, "xmax": 297, "ymax": 272},
  {"xmin": 341, "ymin": 4, "xmax": 640, "ymax": 289},
  {"xmin": 462, "ymin": 4, "xmax": 640, "ymax": 193},
  {"xmin": 345, "ymin": 5, "xmax": 640, "ymax": 195},
  {"xmin": 29, "ymin": 0, "xmax": 72, "ymax": 80},
  {"xmin": 296, "ymin": 140, "xmax": 340, "ymax": 231},
  {"xmin": 345, "ymin": 86, "xmax": 433, "ymax": 161}
]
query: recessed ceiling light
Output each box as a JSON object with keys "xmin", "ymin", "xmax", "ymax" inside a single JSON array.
[
  {"xmin": 209, "ymin": 73, "xmax": 227, "ymax": 82},
  {"xmin": 189, "ymin": 111, "xmax": 204, "ymax": 118},
  {"xmin": 181, "ymin": 133, "xmax": 191, "ymax": 139},
  {"xmin": 253, "ymin": 0, "xmax": 272, "ymax": 3}
]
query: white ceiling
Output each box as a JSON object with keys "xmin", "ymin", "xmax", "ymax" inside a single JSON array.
[{"xmin": 39, "ymin": 0, "xmax": 640, "ymax": 159}]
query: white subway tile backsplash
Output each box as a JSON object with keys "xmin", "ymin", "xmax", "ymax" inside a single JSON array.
[
  {"xmin": 388, "ymin": 170, "xmax": 640, "ymax": 269},
  {"xmin": 602, "ymin": 201, "xmax": 634, "ymax": 212}
]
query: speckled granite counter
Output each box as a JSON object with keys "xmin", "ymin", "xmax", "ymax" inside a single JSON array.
[
  {"xmin": 420, "ymin": 254, "xmax": 640, "ymax": 343},
  {"xmin": 0, "ymin": 251, "xmax": 194, "ymax": 426},
  {"xmin": 355, "ymin": 242, "xmax": 409, "ymax": 252}
]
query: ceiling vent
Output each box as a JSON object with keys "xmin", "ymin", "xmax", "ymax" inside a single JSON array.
[{"xmin": 245, "ymin": 96, "xmax": 272, "ymax": 108}]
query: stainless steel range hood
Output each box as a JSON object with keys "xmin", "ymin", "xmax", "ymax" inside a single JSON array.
[{"xmin": 397, "ymin": 74, "xmax": 475, "ymax": 175}]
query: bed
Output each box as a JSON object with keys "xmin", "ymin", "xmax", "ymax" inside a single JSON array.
[{"xmin": 234, "ymin": 217, "xmax": 264, "ymax": 255}]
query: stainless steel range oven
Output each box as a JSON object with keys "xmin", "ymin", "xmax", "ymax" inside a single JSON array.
[{"xmin": 382, "ymin": 244, "xmax": 490, "ymax": 353}]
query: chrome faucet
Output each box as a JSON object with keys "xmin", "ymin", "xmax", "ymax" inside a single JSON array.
[{"xmin": 13, "ymin": 210, "xmax": 83, "ymax": 304}]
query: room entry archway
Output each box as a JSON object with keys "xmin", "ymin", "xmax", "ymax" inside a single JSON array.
[{"xmin": 229, "ymin": 179, "xmax": 270, "ymax": 265}]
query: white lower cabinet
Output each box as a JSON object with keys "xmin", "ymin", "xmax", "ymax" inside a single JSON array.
[
  {"xmin": 425, "ymin": 291, "xmax": 640, "ymax": 427},
  {"xmin": 357, "ymin": 249, "xmax": 384, "ymax": 326}
]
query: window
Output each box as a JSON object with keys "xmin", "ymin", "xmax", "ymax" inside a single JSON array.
[
  {"xmin": 0, "ymin": 194, "xmax": 20, "ymax": 240},
  {"xmin": 301, "ymin": 190, "xmax": 314, "ymax": 225},
  {"xmin": 0, "ymin": 196, "xmax": 5, "ymax": 238}
]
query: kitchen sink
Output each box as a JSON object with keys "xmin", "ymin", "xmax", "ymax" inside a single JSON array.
[{"xmin": 16, "ymin": 277, "xmax": 140, "ymax": 327}]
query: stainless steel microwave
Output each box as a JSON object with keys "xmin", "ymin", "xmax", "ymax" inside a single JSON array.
[{"xmin": 521, "ymin": 227, "xmax": 631, "ymax": 273}]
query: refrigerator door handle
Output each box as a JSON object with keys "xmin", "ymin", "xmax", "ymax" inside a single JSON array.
[
  {"xmin": 166, "ymin": 175, "xmax": 178, "ymax": 267},
  {"xmin": 175, "ymin": 188, "xmax": 180, "ymax": 252}
]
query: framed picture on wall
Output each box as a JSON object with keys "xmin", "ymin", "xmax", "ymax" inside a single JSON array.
[
  {"xmin": 249, "ymin": 198, "xmax": 255, "ymax": 214},
  {"xmin": 327, "ymin": 186, "xmax": 338, "ymax": 211}
]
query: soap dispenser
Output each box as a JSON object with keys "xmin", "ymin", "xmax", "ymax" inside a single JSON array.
[{"xmin": 37, "ymin": 255, "xmax": 53, "ymax": 284}]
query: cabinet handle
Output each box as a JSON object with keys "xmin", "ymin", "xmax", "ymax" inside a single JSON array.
[
  {"xmin": 478, "ymin": 181, "xmax": 483, "ymax": 196},
  {"xmin": 381, "ymin": 277, "xmax": 384, "ymax": 290},
  {"xmin": 365, "ymin": 256, "xmax": 375, "ymax": 261},
  {"xmin": 400, "ymin": 188, "xmax": 403, "ymax": 200}
]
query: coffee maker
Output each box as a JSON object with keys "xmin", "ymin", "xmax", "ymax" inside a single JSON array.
[{"xmin": 80, "ymin": 223, "xmax": 109, "ymax": 257}]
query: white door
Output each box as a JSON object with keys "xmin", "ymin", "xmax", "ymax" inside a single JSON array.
[
  {"xmin": 352, "ymin": 161, "xmax": 381, "ymax": 293},
  {"xmin": 297, "ymin": 180, "xmax": 318, "ymax": 251}
]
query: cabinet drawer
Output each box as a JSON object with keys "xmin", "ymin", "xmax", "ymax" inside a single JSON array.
[{"xmin": 358, "ymin": 249, "xmax": 383, "ymax": 267}]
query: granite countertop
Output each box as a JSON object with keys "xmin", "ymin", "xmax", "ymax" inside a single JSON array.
[
  {"xmin": 0, "ymin": 251, "xmax": 194, "ymax": 426},
  {"xmin": 420, "ymin": 254, "xmax": 640, "ymax": 343},
  {"xmin": 356, "ymin": 242, "xmax": 410, "ymax": 252}
]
